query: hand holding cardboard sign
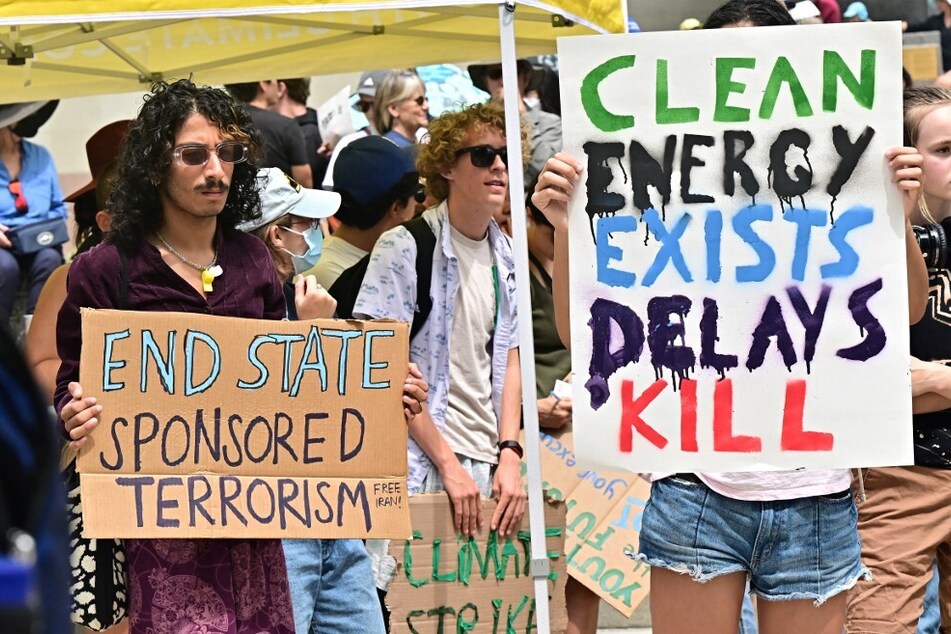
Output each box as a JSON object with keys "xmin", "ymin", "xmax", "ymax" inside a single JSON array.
[
  {"xmin": 402, "ymin": 362, "xmax": 428, "ymax": 423},
  {"xmin": 60, "ymin": 381, "xmax": 101, "ymax": 451},
  {"xmin": 294, "ymin": 274, "xmax": 337, "ymax": 320},
  {"xmin": 439, "ymin": 458, "xmax": 482, "ymax": 537},
  {"xmin": 490, "ymin": 453, "xmax": 526, "ymax": 537},
  {"xmin": 538, "ymin": 395, "xmax": 572, "ymax": 430},
  {"xmin": 531, "ymin": 152, "xmax": 583, "ymax": 231}
]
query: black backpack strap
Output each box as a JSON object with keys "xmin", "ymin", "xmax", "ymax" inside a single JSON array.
[
  {"xmin": 328, "ymin": 254, "xmax": 371, "ymax": 321},
  {"xmin": 404, "ymin": 215, "xmax": 436, "ymax": 340},
  {"xmin": 117, "ymin": 248, "xmax": 129, "ymax": 310}
]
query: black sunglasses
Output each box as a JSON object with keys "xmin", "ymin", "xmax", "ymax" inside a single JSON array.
[
  {"xmin": 455, "ymin": 145, "xmax": 508, "ymax": 168},
  {"xmin": 485, "ymin": 66, "xmax": 504, "ymax": 81},
  {"xmin": 414, "ymin": 186, "xmax": 426, "ymax": 204},
  {"xmin": 352, "ymin": 99, "xmax": 373, "ymax": 113},
  {"xmin": 406, "ymin": 95, "xmax": 428, "ymax": 106}
]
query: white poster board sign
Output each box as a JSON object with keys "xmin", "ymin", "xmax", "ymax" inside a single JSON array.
[
  {"xmin": 558, "ymin": 23, "xmax": 913, "ymax": 473},
  {"xmin": 317, "ymin": 85, "xmax": 356, "ymax": 147}
]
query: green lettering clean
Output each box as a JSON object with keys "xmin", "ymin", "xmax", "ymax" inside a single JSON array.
[
  {"xmin": 760, "ymin": 56, "xmax": 814, "ymax": 119},
  {"xmin": 656, "ymin": 59, "xmax": 700, "ymax": 124},
  {"xmin": 714, "ymin": 57, "xmax": 755, "ymax": 122},
  {"xmin": 823, "ymin": 49, "xmax": 876, "ymax": 111},
  {"xmin": 580, "ymin": 55, "xmax": 637, "ymax": 132}
]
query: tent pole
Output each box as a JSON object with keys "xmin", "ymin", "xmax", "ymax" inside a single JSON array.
[{"xmin": 499, "ymin": 2, "xmax": 552, "ymax": 632}]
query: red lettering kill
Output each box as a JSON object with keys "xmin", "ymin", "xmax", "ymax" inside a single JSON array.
[
  {"xmin": 619, "ymin": 380, "xmax": 669, "ymax": 452},
  {"xmin": 616, "ymin": 378, "xmax": 833, "ymax": 454}
]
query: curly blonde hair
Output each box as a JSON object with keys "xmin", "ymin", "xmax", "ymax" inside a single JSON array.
[{"xmin": 417, "ymin": 102, "xmax": 531, "ymax": 201}]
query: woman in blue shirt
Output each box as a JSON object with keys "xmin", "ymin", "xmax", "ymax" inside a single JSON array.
[{"xmin": 0, "ymin": 101, "xmax": 66, "ymax": 328}]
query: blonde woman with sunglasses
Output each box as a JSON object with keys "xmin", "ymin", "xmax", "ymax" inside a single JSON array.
[{"xmin": 372, "ymin": 70, "xmax": 429, "ymax": 148}]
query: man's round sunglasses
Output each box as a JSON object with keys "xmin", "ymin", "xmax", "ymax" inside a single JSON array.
[
  {"xmin": 455, "ymin": 145, "xmax": 508, "ymax": 168},
  {"xmin": 172, "ymin": 142, "xmax": 248, "ymax": 167}
]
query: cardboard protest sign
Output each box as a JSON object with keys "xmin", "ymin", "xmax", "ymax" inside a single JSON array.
[
  {"xmin": 317, "ymin": 85, "xmax": 356, "ymax": 147},
  {"xmin": 558, "ymin": 23, "xmax": 914, "ymax": 473},
  {"xmin": 903, "ymin": 44, "xmax": 942, "ymax": 84},
  {"xmin": 77, "ymin": 309, "xmax": 411, "ymax": 539},
  {"xmin": 387, "ymin": 494, "xmax": 567, "ymax": 633},
  {"xmin": 527, "ymin": 430, "xmax": 650, "ymax": 617}
]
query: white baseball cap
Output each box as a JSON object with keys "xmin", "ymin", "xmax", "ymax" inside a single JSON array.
[
  {"xmin": 239, "ymin": 167, "xmax": 341, "ymax": 232},
  {"xmin": 787, "ymin": 0, "xmax": 820, "ymax": 21}
]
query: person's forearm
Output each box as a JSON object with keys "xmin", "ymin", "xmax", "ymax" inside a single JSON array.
[
  {"xmin": 498, "ymin": 348, "xmax": 522, "ymax": 443},
  {"xmin": 407, "ymin": 405, "xmax": 459, "ymax": 472},
  {"xmin": 29, "ymin": 360, "xmax": 58, "ymax": 404},
  {"xmin": 291, "ymin": 164, "xmax": 313, "ymax": 189},
  {"xmin": 552, "ymin": 224, "xmax": 572, "ymax": 348},
  {"xmin": 914, "ymin": 392, "xmax": 951, "ymax": 414},
  {"xmin": 911, "ymin": 358, "xmax": 951, "ymax": 413},
  {"xmin": 912, "ymin": 359, "xmax": 951, "ymax": 396},
  {"xmin": 905, "ymin": 221, "xmax": 929, "ymax": 324}
]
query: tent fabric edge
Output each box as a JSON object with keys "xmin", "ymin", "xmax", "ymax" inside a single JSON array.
[
  {"xmin": 516, "ymin": 0, "xmax": 616, "ymax": 34},
  {"xmin": 0, "ymin": 0, "xmax": 501, "ymax": 27}
]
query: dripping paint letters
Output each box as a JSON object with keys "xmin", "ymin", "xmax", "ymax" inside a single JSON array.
[{"xmin": 558, "ymin": 23, "xmax": 913, "ymax": 472}]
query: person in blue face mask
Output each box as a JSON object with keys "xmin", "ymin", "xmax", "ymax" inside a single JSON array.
[
  {"xmin": 241, "ymin": 166, "xmax": 428, "ymax": 634},
  {"xmin": 240, "ymin": 167, "xmax": 341, "ymax": 319}
]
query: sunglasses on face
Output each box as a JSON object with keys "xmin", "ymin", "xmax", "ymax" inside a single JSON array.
[
  {"xmin": 404, "ymin": 95, "xmax": 428, "ymax": 107},
  {"xmin": 353, "ymin": 99, "xmax": 373, "ymax": 113},
  {"xmin": 485, "ymin": 66, "xmax": 504, "ymax": 81},
  {"xmin": 455, "ymin": 145, "xmax": 508, "ymax": 168},
  {"xmin": 172, "ymin": 141, "xmax": 248, "ymax": 167},
  {"xmin": 8, "ymin": 179, "xmax": 27, "ymax": 214}
]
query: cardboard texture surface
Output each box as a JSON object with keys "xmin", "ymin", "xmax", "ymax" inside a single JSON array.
[
  {"xmin": 903, "ymin": 45, "xmax": 942, "ymax": 82},
  {"xmin": 387, "ymin": 494, "xmax": 568, "ymax": 633},
  {"xmin": 77, "ymin": 309, "xmax": 411, "ymax": 539},
  {"xmin": 527, "ymin": 430, "xmax": 651, "ymax": 617}
]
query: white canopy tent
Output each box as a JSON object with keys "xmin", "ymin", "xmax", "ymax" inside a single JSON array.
[{"xmin": 0, "ymin": 2, "xmax": 626, "ymax": 630}]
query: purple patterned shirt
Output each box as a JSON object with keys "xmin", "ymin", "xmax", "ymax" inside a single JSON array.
[{"xmin": 55, "ymin": 225, "xmax": 295, "ymax": 634}]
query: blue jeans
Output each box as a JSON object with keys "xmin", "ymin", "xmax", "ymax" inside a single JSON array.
[
  {"xmin": 282, "ymin": 539, "xmax": 385, "ymax": 634},
  {"xmin": 638, "ymin": 476, "xmax": 869, "ymax": 604},
  {"xmin": 0, "ymin": 246, "xmax": 62, "ymax": 322},
  {"xmin": 917, "ymin": 562, "xmax": 940, "ymax": 634}
]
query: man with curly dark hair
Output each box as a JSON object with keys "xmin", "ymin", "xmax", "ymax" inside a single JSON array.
[
  {"xmin": 53, "ymin": 79, "xmax": 295, "ymax": 634},
  {"xmin": 354, "ymin": 103, "xmax": 528, "ymax": 603}
]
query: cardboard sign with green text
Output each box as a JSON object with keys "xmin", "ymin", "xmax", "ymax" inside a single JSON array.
[
  {"xmin": 386, "ymin": 494, "xmax": 568, "ymax": 633},
  {"xmin": 525, "ymin": 429, "xmax": 651, "ymax": 617},
  {"xmin": 76, "ymin": 309, "xmax": 411, "ymax": 539}
]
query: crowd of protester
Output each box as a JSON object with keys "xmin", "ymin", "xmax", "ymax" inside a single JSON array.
[{"xmin": 2, "ymin": 0, "xmax": 951, "ymax": 633}]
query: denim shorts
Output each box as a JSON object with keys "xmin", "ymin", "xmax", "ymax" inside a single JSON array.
[{"xmin": 636, "ymin": 475, "xmax": 870, "ymax": 605}]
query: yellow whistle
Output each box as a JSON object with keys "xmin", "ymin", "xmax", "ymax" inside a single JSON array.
[{"xmin": 201, "ymin": 268, "xmax": 215, "ymax": 293}]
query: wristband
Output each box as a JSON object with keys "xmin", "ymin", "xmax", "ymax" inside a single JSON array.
[{"xmin": 498, "ymin": 439, "xmax": 523, "ymax": 459}]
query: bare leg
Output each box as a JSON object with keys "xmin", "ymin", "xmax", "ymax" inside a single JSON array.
[
  {"xmin": 565, "ymin": 576, "xmax": 600, "ymax": 634},
  {"xmin": 759, "ymin": 593, "xmax": 846, "ymax": 634},
  {"xmin": 84, "ymin": 620, "xmax": 129, "ymax": 634},
  {"xmin": 650, "ymin": 568, "xmax": 747, "ymax": 634}
]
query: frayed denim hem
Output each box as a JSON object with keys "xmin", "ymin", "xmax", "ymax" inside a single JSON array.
[
  {"xmin": 633, "ymin": 552, "xmax": 747, "ymax": 583},
  {"xmin": 751, "ymin": 566, "xmax": 872, "ymax": 607}
]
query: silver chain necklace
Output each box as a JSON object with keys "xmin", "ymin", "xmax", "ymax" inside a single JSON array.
[
  {"xmin": 156, "ymin": 232, "xmax": 223, "ymax": 292},
  {"xmin": 156, "ymin": 232, "xmax": 217, "ymax": 270}
]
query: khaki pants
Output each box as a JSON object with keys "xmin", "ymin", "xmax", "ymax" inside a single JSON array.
[{"xmin": 846, "ymin": 466, "xmax": 951, "ymax": 633}]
